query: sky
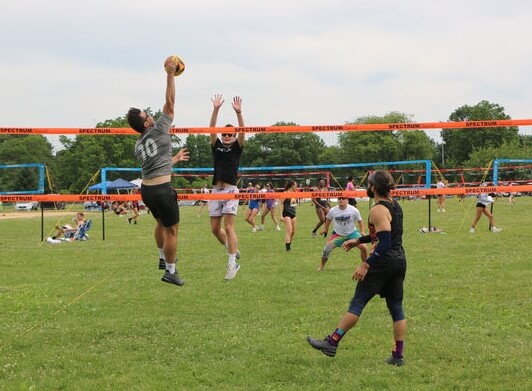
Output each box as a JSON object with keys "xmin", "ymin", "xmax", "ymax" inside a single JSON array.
[{"xmin": 1, "ymin": 0, "xmax": 531, "ymax": 151}]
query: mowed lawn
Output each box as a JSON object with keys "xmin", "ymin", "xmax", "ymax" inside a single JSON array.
[{"xmin": 0, "ymin": 196, "xmax": 530, "ymax": 390}]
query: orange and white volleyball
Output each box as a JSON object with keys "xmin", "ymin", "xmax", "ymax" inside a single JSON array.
[{"xmin": 165, "ymin": 55, "xmax": 185, "ymax": 76}]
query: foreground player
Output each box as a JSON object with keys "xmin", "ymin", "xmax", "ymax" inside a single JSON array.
[
  {"xmin": 127, "ymin": 55, "xmax": 189, "ymax": 286},
  {"xmin": 318, "ymin": 197, "xmax": 367, "ymax": 271},
  {"xmin": 208, "ymin": 94, "xmax": 245, "ymax": 280},
  {"xmin": 307, "ymin": 170, "xmax": 408, "ymax": 366}
]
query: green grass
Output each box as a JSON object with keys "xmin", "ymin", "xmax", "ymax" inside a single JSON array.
[{"xmin": 1, "ymin": 197, "xmax": 531, "ymax": 390}]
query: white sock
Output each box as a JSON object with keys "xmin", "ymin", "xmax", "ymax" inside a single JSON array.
[
  {"xmin": 159, "ymin": 248, "xmax": 165, "ymax": 260},
  {"xmin": 166, "ymin": 262, "xmax": 175, "ymax": 274},
  {"xmin": 228, "ymin": 254, "xmax": 237, "ymax": 267}
]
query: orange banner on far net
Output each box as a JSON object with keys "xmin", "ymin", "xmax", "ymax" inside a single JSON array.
[
  {"xmin": 1, "ymin": 185, "xmax": 531, "ymax": 203},
  {"xmin": 1, "ymin": 118, "xmax": 532, "ymax": 135}
]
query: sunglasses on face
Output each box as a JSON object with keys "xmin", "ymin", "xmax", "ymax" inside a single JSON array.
[
  {"xmin": 338, "ymin": 197, "xmax": 347, "ymax": 200},
  {"xmin": 221, "ymin": 133, "xmax": 236, "ymax": 138}
]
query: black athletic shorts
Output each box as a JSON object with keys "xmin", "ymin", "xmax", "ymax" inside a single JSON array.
[
  {"xmin": 140, "ymin": 182, "xmax": 179, "ymax": 227},
  {"xmin": 355, "ymin": 258, "xmax": 406, "ymax": 299}
]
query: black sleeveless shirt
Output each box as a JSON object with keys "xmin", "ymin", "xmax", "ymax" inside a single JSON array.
[{"xmin": 368, "ymin": 200, "xmax": 406, "ymax": 263}]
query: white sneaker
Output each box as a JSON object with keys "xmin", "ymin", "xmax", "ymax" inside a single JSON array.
[
  {"xmin": 224, "ymin": 263, "xmax": 240, "ymax": 281},
  {"xmin": 437, "ymin": 209, "xmax": 441, "ymax": 212},
  {"xmin": 276, "ymin": 225, "xmax": 281, "ymax": 231},
  {"xmin": 257, "ymin": 225, "xmax": 263, "ymax": 231},
  {"xmin": 251, "ymin": 227, "xmax": 257, "ymax": 233},
  {"xmin": 469, "ymin": 228, "xmax": 475, "ymax": 233},
  {"xmin": 491, "ymin": 227, "xmax": 502, "ymax": 233},
  {"xmin": 442, "ymin": 209, "xmax": 446, "ymax": 213}
]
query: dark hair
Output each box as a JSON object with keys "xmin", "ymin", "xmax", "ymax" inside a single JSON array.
[
  {"xmin": 368, "ymin": 170, "xmax": 395, "ymax": 197},
  {"xmin": 127, "ymin": 107, "xmax": 145, "ymax": 133},
  {"xmin": 284, "ymin": 180, "xmax": 296, "ymax": 191},
  {"xmin": 348, "ymin": 176, "xmax": 354, "ymax": 181}
]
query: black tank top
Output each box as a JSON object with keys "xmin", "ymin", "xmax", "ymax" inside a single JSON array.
[{"xmin": 368, "ymin": 200, "xmax": 406, "ymax": 263}]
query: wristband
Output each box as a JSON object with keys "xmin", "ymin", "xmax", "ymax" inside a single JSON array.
[{"xmin": 358, "ymin": 235, "xmax": 372, "ymax": 244}]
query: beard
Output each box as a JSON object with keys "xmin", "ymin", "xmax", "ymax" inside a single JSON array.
[{"xmin": 367, "ymin": 187, "xmax": 375, "ymax": 198}]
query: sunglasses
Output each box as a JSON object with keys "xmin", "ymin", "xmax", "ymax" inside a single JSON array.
[
  {"xmin": 221, "ymin": 133, "xmax": 236, "ymax": 138},
  {"xmin": 338, "ymin": 197, "xmax": 347, "ymax": 200}
]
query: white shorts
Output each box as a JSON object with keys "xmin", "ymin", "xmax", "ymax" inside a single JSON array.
[{"xmin": 208, "ymin": 186, "xmax": 240, "ymax": 217}]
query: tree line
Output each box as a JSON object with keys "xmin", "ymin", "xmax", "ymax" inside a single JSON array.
[{"xmin": 1, "ymin": 100, "xmax": 529, "ymax": 194}]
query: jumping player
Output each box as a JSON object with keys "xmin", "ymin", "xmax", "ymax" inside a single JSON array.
[
  {"xmin": 208, "ymin": 94, "xmax": 245, "ymax": 280},
  {"xmin": 128, "ymin": 55, "xmax": 189, "ymax": 287}
]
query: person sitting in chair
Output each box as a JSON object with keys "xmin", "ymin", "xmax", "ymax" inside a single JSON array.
[{"xmin": 48, "ymin": 212, "xmax": 91, "ymax": 243}]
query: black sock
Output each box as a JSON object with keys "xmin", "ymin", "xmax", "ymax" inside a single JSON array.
[{"xmin": 285, "ymin": 243, "xmax": 291, "ymax": 251}]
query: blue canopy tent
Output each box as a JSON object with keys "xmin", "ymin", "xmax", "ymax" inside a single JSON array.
[
  {"xmin": 108, "ymin": 178, "xmax": 136, "ymax": 191},
  {"xmin": 88, "ymin": 179, "xmax": 135, "ymax": 193},
  {"xmin": 88, "ymin": 181, "xmax": 112, "ymax": 192}
]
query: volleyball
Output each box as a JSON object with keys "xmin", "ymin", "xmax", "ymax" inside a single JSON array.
[{"xmin": 169, "ymin": 55, "xmax": 185, "ymax": 76}]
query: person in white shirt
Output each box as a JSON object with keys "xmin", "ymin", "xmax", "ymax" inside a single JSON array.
[
  {"xmin": 436, "ymin": 178, "xmax": 446, "ymax": 212},
  {"xmin": 318, "ymin": 197, "xmax": 367, "ymax": 271},
  {"xmin": 470, "ymin": 185, "xmax": 502, "ymax": 233}
]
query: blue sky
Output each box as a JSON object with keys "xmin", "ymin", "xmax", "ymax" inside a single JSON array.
[{"xmin": 1, "ymin": 0, "xmax": 531, "ymax": 148}]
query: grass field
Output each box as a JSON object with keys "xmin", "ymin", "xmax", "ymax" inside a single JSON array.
[{"xmin": 1, "ymin": 197, "xmax": 531, "ymax": 390}]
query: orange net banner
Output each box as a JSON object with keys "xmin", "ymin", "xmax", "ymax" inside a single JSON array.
[
  {"xmin": 1, "ymin": 119, "xmax": 531, "ymax": 135},
  {"xmin": 2, "ymin": 185, "xmax": 531, "ymax": 203}
]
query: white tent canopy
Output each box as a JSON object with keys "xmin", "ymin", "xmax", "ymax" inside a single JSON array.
[{"xmin": 130, "ymin": 178, "xmax": 142, "ymax": 188}]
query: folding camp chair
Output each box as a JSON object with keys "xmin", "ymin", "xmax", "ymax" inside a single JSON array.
[{"xmin": 73, "ymin": 219, "xmax": 92, "ymax": 240}]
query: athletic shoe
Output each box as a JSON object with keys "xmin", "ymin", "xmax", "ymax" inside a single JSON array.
[
  {"xmin": 276, "ymin": 225, "xmax": 281, "ymax": 231},
  {"xmin": 491, "ymin": 227, "xmax": 502, "ymax": 233},
  {"xmin": 442, "ymin": 209, "xmax": 446, "ymax": 213},
  {"xmin": 311, "ymin": 231, "xmax": 317, "ymax": 238},
  {"xmin": 385, "ymin": 356, "xmax": 405, "ymax": 367},
  {"xmin": 158, "ymin": 258, "xmax": 166, "ymax": 270},
  {"xmin": 306, "ymin": 336, "xmax": 337, "ymax": 357},
  {"xmin": 469, "ymin": 228, "xmax": 475, "ymax": 233},
  {"xmin": 224, "ymin": 263, "xmax": 240, "ymax": 281},
  {"xmin": 161, "ymin": 270, "xmax": 184, "ymax": 286},
  {"xmin": 251, "ymin": 227, "xmax": 257, "ymax": 233},
  {"xmin": 128, "ymin": 217, "xmax": 132, "ymax": 224}
]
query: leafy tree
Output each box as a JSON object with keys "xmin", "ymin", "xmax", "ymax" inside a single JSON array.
[
  {"xmin": 466, "ymin": 141, "xmax": 531, "ymax": 180},
  {"xmin": 339, "ymin": 112, "xmax": 404, "ymax": 165},
  {"xmin": 441, "ymin": 100, "xmax": 519, "ymax": 166},
  {"xmin": 241, "ymin": 122, "xmax": 326, "ymax": 168},
  {"xmin": 0, "ymin": 135, "xmax": 53, "ymax": 192},
  {"xmin": 336, "ymin": 112, "xmax": 436, "ymax": 186},
  {"xmin": 397, "ymin": 130, "xmax": 436, "ymax": 162},
  {"xmin": 182, "ymin": 134, "xmax": 212, "ymax": 169}
]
